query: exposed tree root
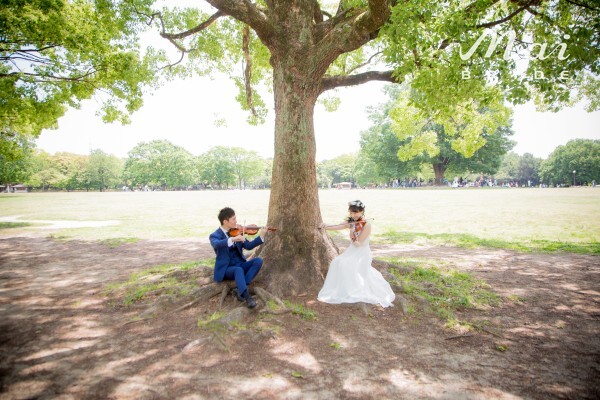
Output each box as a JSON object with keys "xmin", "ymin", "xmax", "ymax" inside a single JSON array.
[
  {"xmin": 173, "ymin": 282, "xmax": 225, "ymax": 312},
  {"xmin": 259, "ymin": 308, "xmax": 293, "ymax": 316},
  {"xmin": 254, "ymin": 287, "xmax": 286, "ymax": 308}
]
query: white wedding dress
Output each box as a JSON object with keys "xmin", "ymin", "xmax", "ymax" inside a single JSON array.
[{"xmin": 318, "ymin": 235, "xmax": 395, "ymax": 307}]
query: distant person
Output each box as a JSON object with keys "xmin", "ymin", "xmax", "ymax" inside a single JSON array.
[
  {"xmin": 209, "ymin": 207, "xmax": 267, "ymax": 308},
  {"xmin": 318, "ymin": 200, "xmax": 395, "ymax": 307}
]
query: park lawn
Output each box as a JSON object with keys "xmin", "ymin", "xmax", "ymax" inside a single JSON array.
[{"xmin": 0, "ymin": 188, "xmax": 598, "ymax": 251}]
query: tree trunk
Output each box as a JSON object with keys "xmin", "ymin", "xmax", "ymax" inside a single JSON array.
[
  {"xmin": 433, "ymin": 163, "xmax": 447, "ymax": 186},
  {"xmin": 258, "ymin": 59, "xmax": 338, "ymax": 297}
]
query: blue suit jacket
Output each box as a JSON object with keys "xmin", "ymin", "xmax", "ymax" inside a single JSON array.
[{"xmin": 209, "ymin": 228, "xmax": 264, "ymax": 282}]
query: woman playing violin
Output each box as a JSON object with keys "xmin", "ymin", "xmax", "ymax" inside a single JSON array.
[
  {"xmin": 320, "ymin": 204, "xmax": 370, "ymax": 246},
  {"xmin": 318, "ymin": 200, "xmax": 395, "ymax": 307},
  {"xmin": 209, "ymin": 207, "xmax": 269, "ymax": 309}
]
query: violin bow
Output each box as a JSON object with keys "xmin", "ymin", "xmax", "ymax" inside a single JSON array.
[{"xmin": 321, "ymin": 218, "xmax": 374, "ymax": 229}]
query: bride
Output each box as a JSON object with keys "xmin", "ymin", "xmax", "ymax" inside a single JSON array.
[{"xmin": 318, "ymin": 200, "xmax": 395, "ymax": 307}]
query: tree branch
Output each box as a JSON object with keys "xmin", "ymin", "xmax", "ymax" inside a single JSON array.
[
  {"xmin": 160, "ymin": 10, "xmax": 226, "ymax": 40},
  {"xmin": 476, "ymin": 3, "xmax": 530, "ymax": 29},
  {"xmin": 158, "ymin": 51, "xmax": 186, "ymax": 71},
  {"xmin": 0, "ymin": 70, "xmax": 97, "ymax": 82},
  {"xmin": 345, "ymin": 51, "xmax": 384, "ymax": 75},
  {"xmin": 320, "ymin": 70, "xmax": 398, "ymax": 93},
  {"xmin": 564, "ymin": 0, "xmax": 599, "ymax": 12},
  {"xmin": 318, "ymin": 0, "xmax": 391, "ymax": 62},
  {"xmin": 205, "ymin": 0, "xmax": 273, "ymax": 44},
  {"xmin": 242, "ymin": 25, "xmax": 257, "ymax": 117}
]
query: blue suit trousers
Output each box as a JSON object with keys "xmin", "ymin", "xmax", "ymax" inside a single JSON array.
[{"xmin": 223, "ymin": 258, "xmax": 263, "ymax": 296}]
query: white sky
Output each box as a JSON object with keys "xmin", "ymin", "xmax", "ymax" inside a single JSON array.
[{"xmin": 35, "ymin": 75, "xmax": 600, "ymax": 161}]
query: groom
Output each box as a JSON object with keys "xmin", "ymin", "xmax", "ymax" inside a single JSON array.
[{"xmin": 209, "ymin": 207, "xmax": 266, "ymax": 308}]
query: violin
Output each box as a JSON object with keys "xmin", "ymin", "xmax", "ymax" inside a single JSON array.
[
  {"xmin": 349, "ymin": 218, "xmax": 367, "ymax": 242},
  {"xmin": 228, "ymin": 224, "xmax": 277, "ymax": 237},
  {"xmin": 320, "ymin": 218, "xmax": 372, "ymax": 242}
]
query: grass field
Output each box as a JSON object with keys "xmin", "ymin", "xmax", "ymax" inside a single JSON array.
[{"xmin": 0, "ymin": 187, "xmax": 599, "ymax": 246}]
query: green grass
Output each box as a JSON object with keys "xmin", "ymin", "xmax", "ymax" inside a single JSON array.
[
  {"xmin": 376, "ymin": 231, "xmax": 600, "ymax": 254},
  {"xmin": 282, "ymin": 300, "xmax": 317, "ymax": 320},
  {"xmin": 105, "ymin": 260, "xmax": 211, "ymax": 306},
  {"xmin": 0, "ymin": 188, "xmax": 598, "ymax": 250},
  {"xmin": 197, "ymin": 312, "xmax": 226, "ymax": 328},
  {"xmin": 0, "ymin": 222, "xmax": 32, "ymax": 229},
  {"xmin": 387, "ymin": 257, "xmax": 500, "ymax": 323}
]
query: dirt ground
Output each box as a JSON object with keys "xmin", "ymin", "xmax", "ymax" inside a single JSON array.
[{"xmin": 0, "ymin": 234, "xmax": 598, "ymax": 400}]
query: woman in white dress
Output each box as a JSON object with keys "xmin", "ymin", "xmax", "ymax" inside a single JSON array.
[{"xmin": 318, "ymin": 200, "xmax": 395, "ymax": 307}]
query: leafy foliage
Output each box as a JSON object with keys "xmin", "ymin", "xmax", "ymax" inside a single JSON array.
[
  {"xmin": 496, "ymin": 152, "xmax": 543, "ymax": 186},
  {"xmin": 382, "ymin": 0, "xmax": 599, "ymax": 114},
  {"xmin": 361, "ymin": 86, "xmax": 515, "ymax": 184},
  {"xmin": 0, "ymin": 0, "xmax": 158, "ymax": 137},
  {"xmin": 540, "ymin": 139, "xmax": 600, "ymax": 186},
  {"xmin": 0, "ymin": 133, "xmax": 35, "ymax": 184},
  {"xmin": 124, "ymin": 140, "xmax": 197, "ymax": 189},
  {"xmin": 87, "ymin": 149, "xmax": 123, "ymax": 191}
]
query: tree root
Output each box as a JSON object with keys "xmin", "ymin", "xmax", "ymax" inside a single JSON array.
[
  {"xmin": 172, "ymin": 282, "xmax": 225, "ymax": 312},
  {"xmin": 394, "ymin": 294, "xmax": 409, "ymax": 314},
  {"xmin": 254, "ymin": 287, "xmax": 286, "ymax": 308},
  {"xmin": 218, "ymin": 285, "xmax": 230, "ymax": 308},
  {"xmin": 480, "ymin": 327, "xmax": 504, "ymax": 338}
]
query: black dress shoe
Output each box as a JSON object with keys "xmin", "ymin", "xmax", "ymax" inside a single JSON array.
[{"xmin": 245, "ymin": 295, "xmax": 257, "ymax": 309}]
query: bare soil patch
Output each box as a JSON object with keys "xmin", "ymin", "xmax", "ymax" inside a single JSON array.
[{"xmin": 0, "ymin": 236, "xmax": 598, "ymax": 399}]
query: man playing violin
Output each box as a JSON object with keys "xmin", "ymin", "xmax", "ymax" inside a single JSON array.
[{"xmin": 209, "ymin": 207, "xmax": 267, "ymax": 308}]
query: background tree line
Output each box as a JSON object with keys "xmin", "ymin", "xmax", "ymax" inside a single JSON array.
[
  {"xmin": 2, "ymin": 135, "xmax": 598, "ymax": 192},
  {"xmin": 3, "ymin": 82, "xmax": 598, "ymax": 192},
  {"xmin": 0, "ymin": 140, "xmax": 272, "ymax": 192}
]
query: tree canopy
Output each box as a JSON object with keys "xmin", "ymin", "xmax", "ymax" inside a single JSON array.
[
  {"xmin": 0, "ymin": 0, "xmax": 156, "ymax": 139},
  {"xmin": 124, "ymin": 140, "xmax": 196, "ymax": 189}
]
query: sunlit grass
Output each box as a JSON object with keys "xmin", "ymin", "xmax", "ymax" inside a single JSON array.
[
  {"xmin": 0, "ymin": 222, "xmax": 32, "ymax": 229},
  {"xmin": 1, "ymin": 188, "xmax": 598, "ymax": 248},
  {"xmin": 375, "ymin": 231, "xmax": 600, "ymax": 254}
]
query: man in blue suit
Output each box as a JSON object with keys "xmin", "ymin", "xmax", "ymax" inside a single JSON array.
[{"xmin": 209, "ymin": 207, "xmax": 266, "ymax": 308}]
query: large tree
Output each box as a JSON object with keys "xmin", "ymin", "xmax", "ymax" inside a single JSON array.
[
  {"xmin": 86, "ymin": 149, "xmax": 124, "ymax": 191},
  {"xmin": 133, "ymin": 0, "xmax": 599, "ymax": 294},
  {"xmin": 5, "ymin": 1, "xmax": 599, "ymax": 294},
  {"xmin": 124, "ymin": 140, "xmax": 196, "ymax": 189},
  {"xmin": 196, "ymin": 146, "xmax": 237, "ymax": 189}
]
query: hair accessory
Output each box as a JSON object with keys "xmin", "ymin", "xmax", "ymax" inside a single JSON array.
[{"xmin": 348, "ymin": 200, "xmax": 365, "ymax": 209}]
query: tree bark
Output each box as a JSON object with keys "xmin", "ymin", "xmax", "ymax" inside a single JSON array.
[
  {"xmin": 433, "ymin": 162, "xmax": 447, "ymax": 186},
  {"xmin": 258, "ymin": 55, "xmax": 339, "ymax": 296}
]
